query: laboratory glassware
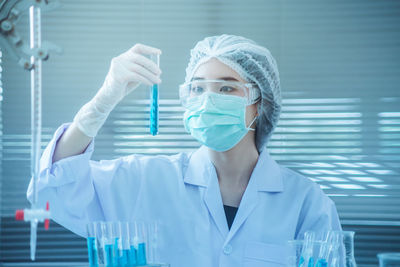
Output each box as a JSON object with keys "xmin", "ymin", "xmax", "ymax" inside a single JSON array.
[
  {"xmin": 377, "ymin": 253, "xmax": 400, "ymax": 267},
  {"xmin": 149, "ymin": 54, "xmax": 160, "ymax": 135},
  {"xmin": 86, "ymin": 222, "xmax": 99, "ymax": 267},
  {"xmin": 4, "ymin": 0, "xmax": 62, "ymax": 260},
  {"xmin": 341, "ymin": 231, "xmax": 357, "ymax": 267}
]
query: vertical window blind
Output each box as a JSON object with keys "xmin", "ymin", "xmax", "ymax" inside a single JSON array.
[{"xmin": 1, "ymin": 0, "xmax": 399, "ymax": 265}]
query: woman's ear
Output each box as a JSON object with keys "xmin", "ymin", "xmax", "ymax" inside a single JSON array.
[{"xmin": 255, "ymin": 100, "xmax": 260, "ymax": 116}]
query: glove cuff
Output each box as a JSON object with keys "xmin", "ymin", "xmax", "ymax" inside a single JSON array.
[{"xmin": 73, "ymin": 99, "xmax": 111, "ymax": 137}]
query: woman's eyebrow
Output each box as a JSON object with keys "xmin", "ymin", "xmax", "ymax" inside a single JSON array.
[{"xmin": 191, "ymin": 77, "xmax": 240, "ymax": 82}]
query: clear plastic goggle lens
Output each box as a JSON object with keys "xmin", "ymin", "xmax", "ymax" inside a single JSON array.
[{"xmin": 179, "ymin": 79, "xmax": 260, "ymax": 108}]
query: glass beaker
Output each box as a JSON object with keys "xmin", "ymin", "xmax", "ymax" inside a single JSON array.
[
  {"xmin": 341, "ymin": 231, "xmax": 357, "ymax": 267},
  {"xmin": 377, "ymin": 253, "xmax": 400, "ymax": 267}
]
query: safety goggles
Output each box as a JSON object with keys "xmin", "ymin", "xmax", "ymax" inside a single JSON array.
[{"xmin": 179, "ymin": 79, "xmax": 261, "ymax": 108}]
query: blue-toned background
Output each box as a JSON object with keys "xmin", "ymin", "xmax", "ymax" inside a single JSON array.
[{"xmin": 1, "ymin": 0, "xmax": 399, "ymax": 265}]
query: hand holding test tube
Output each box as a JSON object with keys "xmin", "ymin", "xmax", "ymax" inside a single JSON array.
[{"xmin": 73, "ymin": 44, "xmax": 162, "ymax": 138}]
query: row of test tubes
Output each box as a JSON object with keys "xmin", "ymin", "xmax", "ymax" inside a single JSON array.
[
  {"xmin": 86, "ymin": 221, "xmax": 169, "ymax": 267},
  {"xmin": 288, "ymin": 231, "xmax": 356, "ymax": 267}
]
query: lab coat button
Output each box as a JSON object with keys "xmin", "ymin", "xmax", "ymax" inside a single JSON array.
[{"xmin": 223, "ymin": 244, "xmax": 232, "ymax": 255}]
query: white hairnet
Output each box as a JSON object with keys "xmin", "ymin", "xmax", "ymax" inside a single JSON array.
[{"xmin": 184, "ymin": 34, "xmax": 281, "ymax": 152}]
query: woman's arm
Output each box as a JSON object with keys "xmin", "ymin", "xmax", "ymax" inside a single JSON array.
[
  {"xmin": 52, "ymin": 122, "xmax": 92, "ymax": 163},
  {"xmin": 52, "ymin": 43, "xmax": 161, "ymax": 163},
  {"xmin": 28, "ymin": 122, "xmax": 144, "ymax": 237}
]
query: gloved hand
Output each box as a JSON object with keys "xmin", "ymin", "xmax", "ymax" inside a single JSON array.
[{"xmin": 73, "ymin": 44, "xmax": 162, "ymax": 137}]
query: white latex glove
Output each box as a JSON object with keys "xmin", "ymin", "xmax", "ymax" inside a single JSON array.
[{"xmin": 73, "ymin": 44, "xmax": 162, "ymax": 137}]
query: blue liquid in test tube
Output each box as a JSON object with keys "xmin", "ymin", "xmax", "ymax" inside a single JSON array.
[
  {"xmin": 114, "ymin": 237, "xmax": 120, "ymax": 266},
  {"xmin": 316, "ymin": 258, "xmax": 328, "ymax": 267},
  {"xmin": 150, "ymin": 83, "xmax": 159, "ymax": 135},
  {"xmin": 87, "ymin": 237, "xmax": 99, "ymax": 267},
  {"xmin": 298, "ymin": 256, "xmax": 304, "ymax": 267},
  {"xmin": 137, "ymin": 242, "xmax": 147, "ymax": 265},
  {"xmin": 129, "ymin": 245, "xmax": 137, "ymax": 266},
  {"xmin": 149, "ymin": 54, "xmax": 160, "ymax": 136},
  {"xmin": 104, "ymin": 244, "xmax": 114, "ymax": 267},
  {"xmin": 308, "ymin": 257, "xmax": 314, "ymax": 267},
  {"xmin": 117, "ymin": 249, "xmax": 129, "ymax": 267}
]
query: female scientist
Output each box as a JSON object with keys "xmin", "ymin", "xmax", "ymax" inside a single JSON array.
[{"xmin": 27, "ymin": 34, "xmax": 341, "ymax": 266}]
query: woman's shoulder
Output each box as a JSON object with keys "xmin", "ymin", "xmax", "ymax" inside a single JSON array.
[
  {"xmin": 278, "ymin": 164, "xmax": 327, "ymax": 198},
  {"xmin": 278, "ymin": 164, "xmax": 337, "ymax": 223}
]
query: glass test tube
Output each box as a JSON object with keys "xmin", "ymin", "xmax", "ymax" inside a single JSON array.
[
  {"xmin": 86, "ymin": 222, "xmax": 99, "ymax": 267},
  {"xmin": 137, "ymin": 222, "xmax": 147, "ymax": 266},
  {"xmin": 112, "ymin": 222, "xmax": 122, "ymax": 267},
  {"xmin": 101, "ymin": 222, "xmax": 116, "ymax": 267},
  {"xmin": 94, "ymin": 222, "xmax": 104, "ymax": 265},
  {"xmin": 147, "ymin": 221, "xmax": 160, "ymax": 264},
  {"xmin": 287, "ymin": 240, "xmax": 303, "ymax": 267},
  {"xmin": 115, "ymin": 222, "xmax": 130, "ymax": 267},
  {"xmin": 299, "ymin": 231, "xmax": 315, "ymax": 267},
  {"xmin": 149, "ymin": 54, "xmax": 160, "ymax": 136},
  {"xmin": 129, "ymin": 221, "xmax": 147, "ymax": 266}
]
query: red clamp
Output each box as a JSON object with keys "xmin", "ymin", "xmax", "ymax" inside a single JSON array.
[
  {"xmin": 15, "ymin": 201, "xmax": 50, "ymax": 230},
  {"xmin": 44, "ymin": 202, "xmax": 50, "ymax": 230}
]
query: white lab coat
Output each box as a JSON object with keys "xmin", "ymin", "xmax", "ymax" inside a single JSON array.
[{"xmin": 27, "ymin": 123, "xmax": 342, "ymax": 267}]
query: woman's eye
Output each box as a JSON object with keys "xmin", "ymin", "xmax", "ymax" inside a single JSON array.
[
  {"xmin": 191, "ymin": 86, "xmax": 204, "ymax": 94},
  {"xmin": 220, "ymin": 86, "xmax": 235, "ymax": 93}
]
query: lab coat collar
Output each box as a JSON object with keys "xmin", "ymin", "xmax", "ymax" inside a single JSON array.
[
  {"xmin": 253, "ymin": 148, "xmax": 284, "ymax": 193},
  {"xmin": 223, "ymin": 148, "xmax": 284, "ymax": 244},
  {"xmin": 183, "ymin": 146, "xmax": 284, "ymax": 193},
  {"xmin": 184, "ymin": 146, "xmax": 230, "ymax": 238},
  {"xmin": 183, "ymin": 146, "xmax": 211, "ymax": 187},
  {"xmin": 183, "ymin": 146, "xmax": 284, "ymax": 242}
]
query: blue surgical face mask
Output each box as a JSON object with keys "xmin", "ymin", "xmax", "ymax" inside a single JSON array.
[{"xmin": 183, "ymin": 92, "xmax": 257, "ymax": 152}]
